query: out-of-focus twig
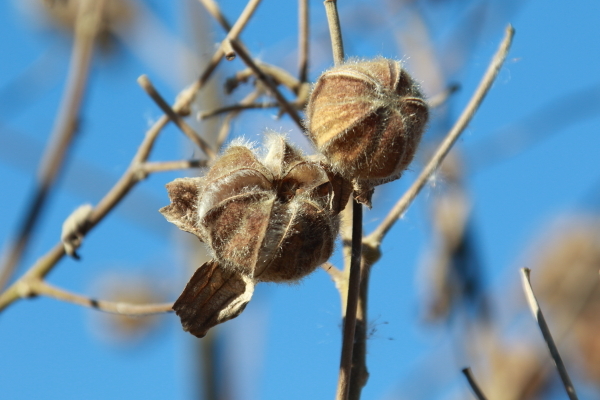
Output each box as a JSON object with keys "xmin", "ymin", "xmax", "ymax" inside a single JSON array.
[
  {"xmin": 366, "ymin": 25, "xmax": 515, "ymax": 247},
  {"xmin": 521, "ymin": 268, "xmax": 579, "ymax": 400},
  {"xmin": 198, "ymin": 0, "xmax": 232, "ymax": 30},
  {"xmin": 468, "ymin": 83, "xmax": 600, "ymax": 171},
  {"xmin": 428, "ymin": 84, "xmax": 460, "ymax": 109},
  {"xmin": 0, "ymin": 0, "xmax": 106, "ymax": 292},
  {"xmin": 462, "ymin": 367, "xmax": 488, "ymax": 400}
]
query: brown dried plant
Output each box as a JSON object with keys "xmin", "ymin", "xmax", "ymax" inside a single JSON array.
[
  {"xmin": 161, "ymin": 135, "xmax": 348, "ymax": 337},
  {"xmin": 0, "ymin": 1, "xmax": 518, "ymax": 399}
]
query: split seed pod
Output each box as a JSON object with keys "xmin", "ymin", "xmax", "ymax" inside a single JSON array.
[
  {"xmin": 305, "ymin": 57, "xmax": 429, "ymax": 205},
  {"xmin": 160, "ymin": 135, "xmax": 349, "ymax": 337}
]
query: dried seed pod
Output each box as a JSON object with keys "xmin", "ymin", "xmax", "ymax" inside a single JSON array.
[
  {"xmin": 161, "ymin": 134, "xmax": 347, "ymax": 337},
  {"xmin": 305, "ymin": 57, "xmax": 429, "ymax": 204},
  {"xmin": 173, "ymin": 260, "xmax": 255, "ymax": 338}
]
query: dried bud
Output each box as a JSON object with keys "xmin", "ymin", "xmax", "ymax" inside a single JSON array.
[
  {"xmin": 305, "ymin": 57, "xmax": 428, "ymax": 204},
  {"xmin": 161, "ymin": 134, "xmax": 346, "ymax": 337}
]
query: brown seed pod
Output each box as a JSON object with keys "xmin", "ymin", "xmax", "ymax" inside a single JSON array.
[
  {"xmin": 305, "ymin": 57, "xmax": 429, "ymax": 204},
  {"xmin": 160, "ymin": 134, "xmax": 348, "ymax": 337}
]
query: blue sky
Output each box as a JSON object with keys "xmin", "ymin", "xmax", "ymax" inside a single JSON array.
[{"xmin": 1, "ymin": 0, "xmax": 600, "ymax": 399}]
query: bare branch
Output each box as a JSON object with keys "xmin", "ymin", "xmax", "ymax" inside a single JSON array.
[
  {"xmin": 462, "ymin": 367, "xmax": 488, "ymax": 400},
  {"xmin": 298, "ymin": 0, "xmax": 309, "ymax": 82},
  {"xmin": 0, "ymin": 0, "xmax": 105, "ymax": 291},
  {"xmin": 199, "ymin": 102, "xmax": 282, "ymax": 119},
  {"xmin": 367, "ymin": 25, "xmax": 515, "ymax": 246},
  {"xmin": 337, "ymin": 201, "xmax": 363, "ymax": 400},
  {"xmin": 521, "ymin": 268, "xmax": 579, "ymax": 400},
  {"xmin": 29, "ymin": 279, "xmax": 173, "ymax": 316},
  {"xmin": 324, "ymin": 0, "xmax": 344, "ymax": 65},
  {"xmin": 138, "ymin": 74, "xmax": 216, "ymax": 159},
  {"xmin": 228, "ymin": 40, "xmax": 304, "ymax": 129}
]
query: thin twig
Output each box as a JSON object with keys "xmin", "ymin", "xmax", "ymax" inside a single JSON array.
[
  {"xmin": 200, "ymin": 102, "xmax": 282, "ymax": 119},
  {"xmin": 228, "ymin": 40, "xmax": 304, "ymax": 129},
  {"xmin": 0, "ymin": 0, "xmax": 105, "ymax": 291},
  {"xmin": 298, "ymin": 0, "xmax": 309, "ymax": 83},
  {"xmin": 366, "ymin": 25, "xmax": 515, "ymax": 246},
  {"xmin": 138, "ymin": 75, "xmax": 216, "ymax": 159},
  {"xmin": 324, "ymin": 0, "xmax": 344, "ymax": 65},
  {"xmin": 337, "ymin": 200, "xmax": 363, "ymax": 400},
  {"xmin": 226, "ymin": 64, "xmax": 305, "ymax": 95},
  {"xmin": 28, "ymin": 279, "xmax": 173, "ymax": 315},
  {"xmin": 171, "ymin": 0, "xmax": 263, "ymax": 116},
  {"xmin": 521, "ymin": 268, "xmax": 579, "ymax": 400},
  {"xmin": 462, "ymin": 367, "xmax": 488, "ymax": 400},
  {"xmin": 141, "ymin": 160, "xmax": 207, "ymax": 174}
]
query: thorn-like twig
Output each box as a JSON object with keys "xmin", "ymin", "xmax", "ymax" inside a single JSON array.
[{"xmin": 521, "ymin": 268, "xmax": 579, "ymax": 400}]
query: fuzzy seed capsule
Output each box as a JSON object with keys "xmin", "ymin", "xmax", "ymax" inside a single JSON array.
[
  {"xmin": 305, "ymin": 57, "xmax": 429, "ymax": 203},
  {"xmin": 160, "ymin": 135, "xmax": 349, "ymax": 337}
]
